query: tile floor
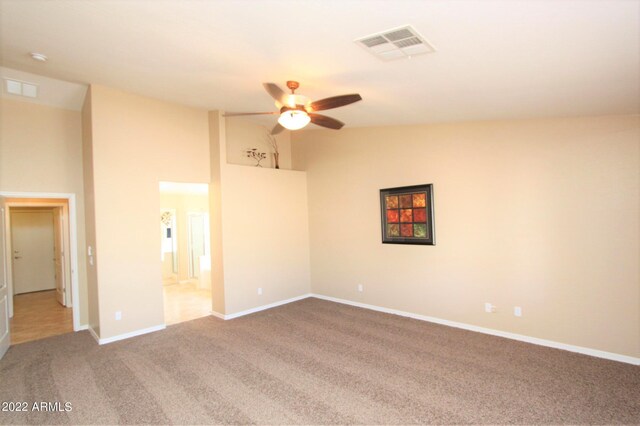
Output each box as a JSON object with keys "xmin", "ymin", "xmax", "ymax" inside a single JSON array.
[{"xmin": 163, "ymin": 281, "xmax": 212, "ymax": 325}]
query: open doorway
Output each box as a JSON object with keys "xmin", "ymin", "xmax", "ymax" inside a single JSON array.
[
  {"xmin": 2, "ymin": 198, "xmax": 76, "ymax": 344},
  {"xmin": 159, "ymin": 182, "xmax": 212, "ymax": 325}
]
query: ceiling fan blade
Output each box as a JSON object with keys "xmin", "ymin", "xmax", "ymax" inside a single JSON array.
[
  {"xmin": 223, "ymin": 112, "xmax": 277, "ymax": 117},
  {"xmin": 263, "ymin": 83, "xmax": 288, "ymax": 105},
  {"xmin": 309, "ymin": 113, "xmax": 344, "ymax": 130},
  {"xmin": 271, "ymin": 123, "xmax": 285, "ymax": 135},
  {"xmin": 310, "ymin": 94, "xmax": 362, "ymax": 111}
]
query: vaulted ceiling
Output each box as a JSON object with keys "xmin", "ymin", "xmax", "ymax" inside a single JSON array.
[{"xmin": 1, "ymin": 0, "xmax": 638, "ymax": 127}]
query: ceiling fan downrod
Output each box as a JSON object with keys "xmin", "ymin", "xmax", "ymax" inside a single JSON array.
[{"xmin": 286, "ymin": 80, "xmax": 299, "ymax": 94}]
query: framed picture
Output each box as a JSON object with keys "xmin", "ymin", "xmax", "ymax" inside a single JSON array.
[{"xmin": 380, "ymin": 184, "xmax": 435, "ymax": 245}]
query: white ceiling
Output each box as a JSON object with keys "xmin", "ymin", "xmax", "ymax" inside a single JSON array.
[{"xmin": 1, "ymin": 0, "xmax": 638, "ymax": 127}]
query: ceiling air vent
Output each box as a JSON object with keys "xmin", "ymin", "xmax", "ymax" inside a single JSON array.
[
  {"xmin": 4, "ymin": 78, "xmax": 38, "ymax": 98},
  {"xmin": 355, "ymin": 25, "xmax": 435, "ymax": 61}
]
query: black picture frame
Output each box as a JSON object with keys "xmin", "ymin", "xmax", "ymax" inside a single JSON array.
[{"xmin": 380, "ymin": 184, "xmax": 435, "ymax": 245}]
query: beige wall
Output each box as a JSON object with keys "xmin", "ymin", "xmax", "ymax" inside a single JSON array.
[
  {"xmin": 214, "ymin": 113, "xmax": 311, "ymax": 316},
  {"xmin": 208, "ymin": 112, "xmax": 226, "ymax": 314},
  {"xmin": 3, "ymin": 91, "xmax": 310, "ymax": 336},
  {"xmin": 292, "ymin": 115, "xmax": 640, "ymax": 358},
  {"xmin": 82, "ymin": 88, "xmax": 100, "ymax": 332},
  {"xmin": 5, "ymin": 91, "xmax": 636, "ymax": 359},
  {"xmin": 220, "ymin": 164, "xmax": 310, "ymax": 314},
  {"xmin": 87, "ymin": 85, "xmax": 210, "ymax": 339},
  {"xmin": 226, "ymin": 117, "xmax": 292, "ymax": 169},
  {"xmin": 0, "ymin": 98, "xmax": 89, "ymax": 326}
]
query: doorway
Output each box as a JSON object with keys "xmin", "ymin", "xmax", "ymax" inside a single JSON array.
[
  {"xmin": 0, "ymin": 192, "xmax": 81, "ymax": 346},
  {"xmin": 11, "ymin": 208, "xmax": 57, "ymax": 296},
  {"xmin": 159, "ymin": 182, "xmax": 212, "ymax": 325},
  {"xmin": 8, "ymin": 205, "xmax": 73, "ymax": 344}
]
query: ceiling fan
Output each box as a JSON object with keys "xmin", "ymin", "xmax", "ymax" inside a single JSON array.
[{"xmin": 224, "ymin": 81, "xmax": 362, "ymax": 135}]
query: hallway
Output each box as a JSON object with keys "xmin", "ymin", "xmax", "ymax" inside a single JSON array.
[
  {"xmin": 163, "ymin": 282, "xmax": 212, "ymax": 325},
  {"xmin": 9, "ymin": 290, "xmax": 73, "ymax": 345}
]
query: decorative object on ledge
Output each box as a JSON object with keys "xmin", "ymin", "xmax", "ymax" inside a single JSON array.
[
  {"xmin": 245, "ymin": 148, "xmax": 267, "ymax": 167},
  {"xmin": 380, "ymin": 184, "xmax": 435, "ymax": 245},
  {"xmin": 265, "ymin": 132, "xmax": 280, "ymax": 169}
]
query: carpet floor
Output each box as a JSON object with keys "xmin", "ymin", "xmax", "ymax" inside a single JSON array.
[{"xmin": 1, "ymin": 297, "xmax": 639, "ymax": 425}]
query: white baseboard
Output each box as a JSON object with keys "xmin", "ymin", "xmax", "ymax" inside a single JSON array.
[
  {"xmin": 210, "ymin": 310, "xmax": 225, "ymax": 320},
  {"xmin": 75, "ymin": 324, "xmax": 88, "ymax": 331},
  {"xmin": 89, "ymin": 324, "xmax": 166, "ymax": 345},
  {"xmin": 310, "ymin": 294, "xmax": 640, "ymax": 366},
  {"xmin": 88, "ymin": 326, "xmax": 99, "ymax": 344},
  {"xmin": 213, "ymin": 293, "xmax": 312, "ymax": 320},
  {"xmin": 81, "ymin": 293, "xmax": 639, "ymax": 365}
]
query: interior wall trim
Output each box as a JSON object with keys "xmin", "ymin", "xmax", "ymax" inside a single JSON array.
[
  {"xmin": 210, "ymin": 310, "xmax": 225, "ymax": 320},
  {"xmin": 90, "ymin": 292, "xmax": 639, "ymax": 365},
  {"xmin": 310, "ymin": 294, "xmax": 640, "ymax": 366},
  {"xmin": 0, "ymin": 191, "xmax": 81, "ymax": 331},
  {"xmin": 88, "ymin": 326, "xmax": 99, "ymax": 343},
  {"xmin": 211, "ymin": 293, "xmax": 312, "ymax": 320},
  {"xmin": 90, "ymin": 324, "xmax": 166, "ymax": 345}
]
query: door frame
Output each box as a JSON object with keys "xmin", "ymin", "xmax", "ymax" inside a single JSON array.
[
  {"xmin": 10, "ymin": 208, "xmax": 58, "ymax": 296},
  {"xmin": 187, "ymin": 212, "xmax": 208, "ymax": 279},
  {"xmin": 0, "ymin": 191, "xmax": 81, "ymax": 332},
  {"xmin": 0, "ymin": 196, "xmax": 10, "ymax": 359}
]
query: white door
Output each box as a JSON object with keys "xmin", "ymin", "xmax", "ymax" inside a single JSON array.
[
  {"xmin": 11, "ymin": 210, "xmax": 56, "ymax": 294},
  {"xmin": 188, "ymin": 214, "xmax": 206, "ymax": 279},
  {"xmin": 52, "ymin": 208, "xmax": 66, "ymax": 306},
  {"xmin": 0, "ymin": 197, "xmax": 10, "ymax": 359}
]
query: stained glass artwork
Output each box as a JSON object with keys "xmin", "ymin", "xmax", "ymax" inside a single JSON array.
[
  {"xmin": 386, "ymin": 210, "xmax": 399, "ymax": 223},
  {"xmin": 386, "ymin": 195, "xmax": 398, "ymax": 209},
  {"xmin": 380, "ymin": 184, "xmax": 434, "ymax": 245},
  {"xmin": 400, "ymin": 209, "xmax": 413, "ymax": 223},
  {"xmin": 413, "ymin": 208, "xmax": 426, "ymax": 222},
  {"xmin": 413, "ymin": 193, "xmax": 426, "ymax": 207},
  {"xmin": 414, "ymin": 223, "xmax": 427, "ymax": 238},
  {"xmin": 399, "ymin": 195, "xmax": 412, "ymax": 208}
]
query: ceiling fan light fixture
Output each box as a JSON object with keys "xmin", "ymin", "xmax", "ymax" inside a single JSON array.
[
  {"xmin": 278, "ymin": 110, "xmax": 310, "ymax": 130},
  {"xmin": 30, "ymin": 52, "xmax": 48, "ymax": 62}
]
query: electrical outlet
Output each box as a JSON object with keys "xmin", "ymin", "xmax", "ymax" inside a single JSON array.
[
  {"xmin": 115, "ymin": 311, "xmax": 122, "ymax": 321},
  {"xmin": 514, "ymin": 306, "xmax": 522, "ymax": 317},
  {"xmin": 257, "ymin": 287, "xmax": 263, "ymax": 295},
  {"xmin": 485, "ymin": 303, "xmax": 496, "ymax": 313},
  {"xmin": 357, "ymin": 284, "xmax": 363, "ymax": 292}
]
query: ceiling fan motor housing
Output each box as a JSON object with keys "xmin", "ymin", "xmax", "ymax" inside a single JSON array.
[
  {"xmin": 280, "ymin": 104, "xmax": 311, "ymax": 114},
  {"xmin": 286, "ymin": 80, "xmax": 300, "ymax": 93},
  {"xmin": 276, "ymin": 93, "xmax": 311, "ymax": 111}
]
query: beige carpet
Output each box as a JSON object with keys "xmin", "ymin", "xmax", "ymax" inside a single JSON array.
[{"xmin": 1, "ymin": 297, "xmax": 638, "ymax": 425}]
